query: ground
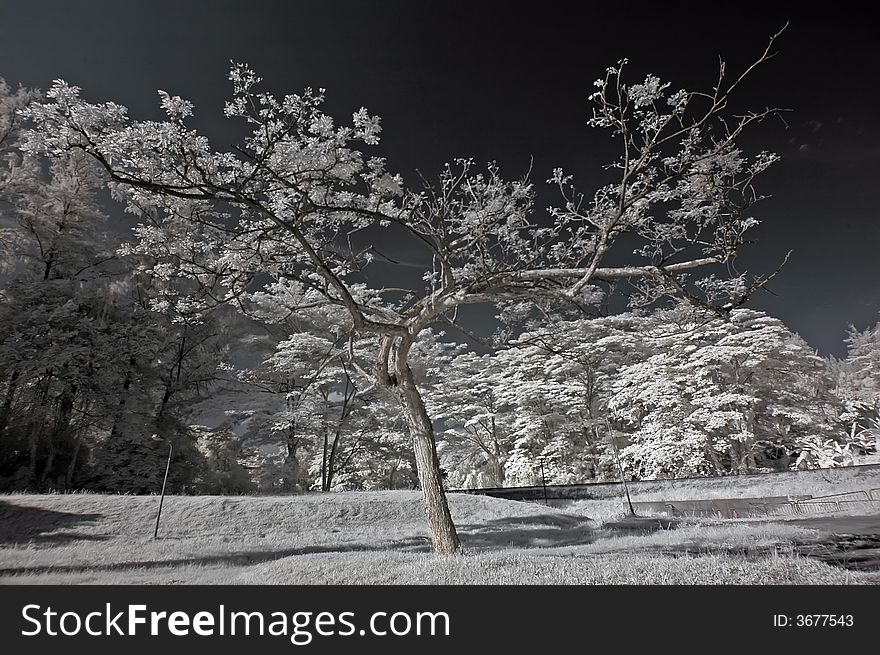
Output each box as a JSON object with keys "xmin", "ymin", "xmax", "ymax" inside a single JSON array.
[{"xmin": 1, "ymin": 491, "xmax": 878, "ymax": 584}]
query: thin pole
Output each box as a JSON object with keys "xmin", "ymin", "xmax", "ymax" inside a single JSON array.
[
  {"xmin": 539, "ymin": 458, "xmax": 548, "ymax": 506},
  {"xmin": 153, "ymin": 442, "xmax": 173, "ymax": 539},
  {"xmin": 607, "ymin": 420, "xmax": 635, "ymax": 516}
]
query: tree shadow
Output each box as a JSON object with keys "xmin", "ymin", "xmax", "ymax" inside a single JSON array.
[
  {"xmin": 0, "ymin": 500, "xmax": 108, "ymax": 546},
  {"xmin": 600, "ymin": 516, "xmax": 679, "ymax": 535},
  {"xmin": 376, "ymin": 514, "xmax": 597, "ymax": 553},
  {"xmin": 0, "ymin": 542, "xmax": 382, "ymax": 577},
  {"xmin": 454, "ymin": 514, "xmax": 596, "ymax": 551}
]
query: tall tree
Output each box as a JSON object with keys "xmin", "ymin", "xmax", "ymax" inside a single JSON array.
[
  {"xmin": 24, "ymin": 35, "xmax": 785, "ymax": 553},
  {"xmin": 834, "ymin": 316, "xmax": 880, "ymax": 458},
  {"xmin": 0, "ymin": 77, "xmax": 129, "ymax": 488},
  {"xmin": 607, "ymin": 307, "xmax": 848, "ymax": 477}
]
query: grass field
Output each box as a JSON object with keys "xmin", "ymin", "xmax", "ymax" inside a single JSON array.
[{"xmin": 1, "ymin": 491, "xmax": 878, "ymax": 584}]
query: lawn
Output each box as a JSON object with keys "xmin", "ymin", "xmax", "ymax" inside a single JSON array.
[{"xmin": 1, "ymin": 491, "xmax": 877, "ymax": 584}]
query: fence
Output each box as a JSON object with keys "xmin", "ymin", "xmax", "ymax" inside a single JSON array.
[
  {"xmin": 450, "ymin": 463, "xmax": 880, "ymax": 503},
  {"xmin": 631, "ymin": 488, "xmax": 880, "ymax": 519}
]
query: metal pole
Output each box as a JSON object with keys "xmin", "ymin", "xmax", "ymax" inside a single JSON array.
[
  {"xmin": 153, "ymin": 442, "xmax": 173, "ymax": 539},
  {"xmin": 539, "ymin": 458, "xmax": 548, "ymax": 506},
  {"xmin": 607, "ymin": 420, "xmax": 635, "ymax": 516}
]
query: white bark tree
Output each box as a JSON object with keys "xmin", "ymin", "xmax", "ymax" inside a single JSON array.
[{"xmin": 23, "ymin": 35, "xmax": 785, "ymax": 553}]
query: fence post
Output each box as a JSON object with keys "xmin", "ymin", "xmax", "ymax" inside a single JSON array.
[
  {"xmin": 153, "ymin": 442, "xmax": 173, "ymax": 539},
  {"xmin": 539, "ymin": 457, "xmax": 549, "ymax": 506},
  {"xmin": 607, "ymin": 419, "xmax": 636, "ymax": 516}
]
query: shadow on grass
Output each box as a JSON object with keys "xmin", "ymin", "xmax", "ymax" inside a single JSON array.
[
  {"xmin": 0, "ymin": 512, "xmax": 600, "ymax": 576},
  {"xmin": 453, "ymin": 513, "xmax": 595, "ymax": 551},
  {"xmin": 600, "ymin": 515, "xmax": 679, "ymax": 535},
  {"xmin": 0, "ymin": 500, "xmax": 107, "ymax": 546},
  {"xmin": 147, "ymin": 514, "xmax": 599, "ymax": 555},
  {"xmin": 0, "ymin": 542, "xmax": 381, "ymax": 577}
]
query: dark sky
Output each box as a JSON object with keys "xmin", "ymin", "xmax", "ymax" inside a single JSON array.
[{"xmin": 1, "ymin": 0, "xmax": 878, "ymax": 356}]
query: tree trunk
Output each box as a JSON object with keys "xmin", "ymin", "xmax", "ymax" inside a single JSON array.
[
  {"xmin": 40, "ymin": 442, "xmax": 57, "ymax": 487},
  {"xmin": 393, "ymin": 358, "xmax": 461, "ymax": 555},
  {"xmin": 109, "ymin": 357, "xmax": 136, "ymax": 440},
  {"xmin": 40, "ymin": 390, "xmax": 74, "ymax": 486},
  {"xmin": 489, "ymin": 415, "xmax": 505, "ymax": 486},
  {"xmin": 388, "ymin": 459, "xmax": 399, "ymax": 489},
  {"xmin": 321, "ymin": 424, "xmax": 329, "ymax": 492},
  {"xmin": 0, "ymin": 368, "xmax": 20, "ymax": 436},
  {"xmin": 28, "ymin": 432, "xmax": 39, "ymax": 483},
  {"xmin": 584, "ymin": 425, "xmax": 599, "ymax": 479},
  {"xmin": 324, "ymin": 375, "xmax": 354, "ymax": 492},
  {"xmin": 27, "ymin": 370, "xmax": 54, "ymax": 483},
  {"xmin": 285, "ymin": 427, "xmax": 300, "ymax": 491},
  {"xmin": 157, "ymin": 383, "xmax": 173, "ymax": 421},
  {"xmin": 157, "ymin": 327, "xmax": 187, "ymax": 421},
  {"xmin": 65, "ymin": 436, "xmax": 82, "ymax": 489},
  {"xmin": 705, "ymin": 438, "xmax": 725, "ymax": 474},
  {"xmin": 326, "ymin": 431, "xmax": 340, "ymax": 491}
]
